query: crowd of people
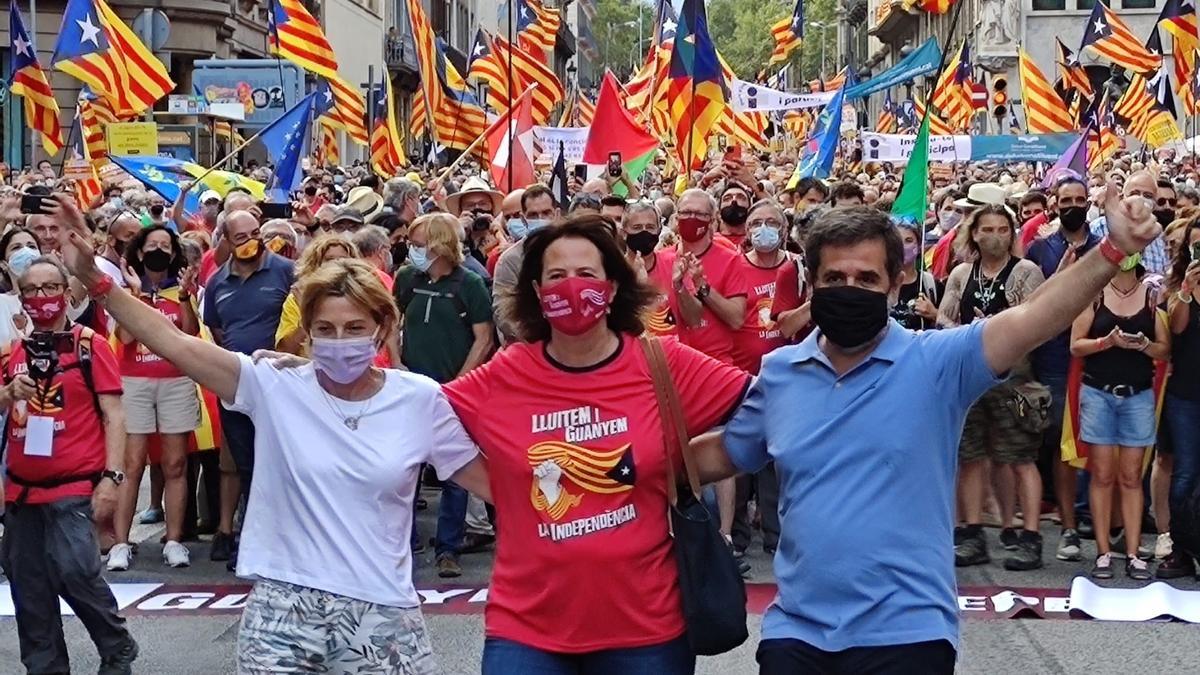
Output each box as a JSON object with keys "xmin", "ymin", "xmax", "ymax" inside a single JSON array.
[{"xmin": 0, "ymin": 146, "xmax": 1192, "ymax": 674}]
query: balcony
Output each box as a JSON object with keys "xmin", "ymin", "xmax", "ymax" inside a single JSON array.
[{"xmin": 385, "ymin": 31, "xmax": 418, "ymax": 73}]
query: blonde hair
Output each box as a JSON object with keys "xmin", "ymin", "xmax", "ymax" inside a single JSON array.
[
  {"xmin": 297, "ymin": 258, "xmax": 398, "ymax": 337},
  {"xmin": 296, "ymin": 234, "xmax": 357, "ymax": 279},
  {"xmin": 953, "ymin": 203, "xmax": 1020, "ymax": 259},
  {"xmin": 180, "ymin": 230, "xmax": 212, "ymax": 252},
  {"xmin": 409, "ymin": 213, "xmax": 464, "ymax": 267}
]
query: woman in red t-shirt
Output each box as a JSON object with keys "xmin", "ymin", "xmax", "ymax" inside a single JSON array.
[
  {"xmin": 108, "ymin": 226, "xmax": 202, "ymax": 570},
  {"xmin": 444, "ymin": 215, "xmax": 750, "ymax": 673}
]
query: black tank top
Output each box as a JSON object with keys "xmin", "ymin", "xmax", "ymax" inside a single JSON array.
[
  {"xmin": 958, "ymin": 257, "xmax": 1020, "ymax": 326},
  {"xmin": 1167, "ymin": 298, "xmax": 1200, "ymax": 400},
  {"xmin": 1084, "ymin": 287, "xmax": 1156, "ymax": 390}
]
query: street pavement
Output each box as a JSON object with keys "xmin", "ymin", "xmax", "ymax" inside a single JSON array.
[{"xmin": 2, "ymin": 483, "xmax": 1199, "ymax": 675}]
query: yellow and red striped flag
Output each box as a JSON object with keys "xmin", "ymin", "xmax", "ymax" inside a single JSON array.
[
  {"xmin": 10, "ymin": 1, "xmax": 63, "ymax": 155},
  {"xmin": 876, "ymin": 92, "xmax": 898, "ymax": 133},
  {"xmin": 1115, "ymin": 73, "xmax": 1155, "ymax": 130},
  {"xmin": 325, "ymin": 74, "xmax": 369, "ymax": 146},
  {"xmin": 932, "ymin": 41, "xmax": 973, "ymax": 131},
  {"xmin": 369, "ymin": 77, "xmax": 405, "ymax": 176},
  {"xmin": 1085, "ymin": 93, "xmax": 1120, "ymax": 170},
  {"xmin": 768, "ymin": 0, "xmax": 803, "ymax": 66},
  {"xmin": 78, "ymin": 95, "xmax": 108, "ymax": 161},
  {"xmin": 319, "ymin": 118, "xmax": 340, "ymax": 166},
  {"xmin": 51, "ymin": 0, "xmax": 175, "ymax": 117},
  {"xmin": 1056, "ymin": 39, "xmax": 1094, "ymax": 99},
  {"xmin": 909, "ymin": 0, "xmax": 957, "ymax": 14},
  {"xmin": 268, "ymin": 0, "xmax": 338, "ymax": 80},
  {"xmin": 1159, "ymin": 0, "xmax": 1199, "ymax": 52},
  {"xmin": 1174, "ymin": 45, "xmax": 1197, "ymax": 116},
  {"xmin": 914, "ymin": 97, "xmax": 955, "ymax": 135},
  {"xmin": 489, "ymin": 35, "xmax": 565, "ymax": 125},
  {"xmin": 1080, "ymin": 1, "xmax": 1162, "ymax": 74},
  {"xmin": 1018, "ymin": 48, "xmax": 1074, "ymax": 133},
  {"xmin": 512, "ymin": 0, "xmax": 560, "ymax": 55}
]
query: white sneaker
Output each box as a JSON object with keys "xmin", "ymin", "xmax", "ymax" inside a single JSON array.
[
  {"xmin": 162, "ymin": 541, "xmax": 191, "ymax": 568},
  {"xmin": 1156, "ymin": 532, "xmax": 1174, "ymax": 560},
  {"xmin": 106, "ymin": 543, "xmax": 133, "ymax": 571}
]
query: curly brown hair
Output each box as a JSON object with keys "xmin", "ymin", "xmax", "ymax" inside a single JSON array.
[{"xmin": 509, "ymin": 214, "xmax": 659, "ymax": 343}]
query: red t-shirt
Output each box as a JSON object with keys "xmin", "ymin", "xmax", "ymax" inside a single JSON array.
[
  {"xmin": 734, "ymin": 254, "xmax": 790, "ymax": 374},
  {"xmin": 1019, "ymin": 212, "xmax": 1049, "ymax": 250},
  {"xmin": 374, "ymin": 267, "xmax": 395, "ymax": 291},
  {"xmin": 3, "ymin": 326, "xmax": 122, "ymax": 505},
  {"xmin": 121, "ymin": 288, "xmax": 187, "ymax": 379},
  {"xmin": 443, "ymin": 334, "xmax": 749, "ymax": 652},
  {"xmin": 643, "ymin": 249, "xmax": 677, "ymax": 336},
  {"xmin": 199, "ymin": 248, "xmax": 220, "ymax": 285},
  {"xmin": 769, "ymin": 258, "xmax": 805, "ymax": 320},
  {"xmin": 669, "ymin": 242, "xmax": 749, "ymax": 364}
]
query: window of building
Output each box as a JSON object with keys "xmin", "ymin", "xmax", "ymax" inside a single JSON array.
[
  {"xmin": 1031, "ymin": 0, "xmax": 1066, "ymax": 9},
  {"xmin": 1121, "ymin": 0, "xmax": 1155, "ymax": 7},
  {"xmin": 1076, "ymin": 0, "xmax": 1096, "ymax": 9}
]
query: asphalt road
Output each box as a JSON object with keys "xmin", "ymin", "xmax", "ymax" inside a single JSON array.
[{"xmin": 2, "ymin": 484, "xmax": 1199, "ymax": 675}]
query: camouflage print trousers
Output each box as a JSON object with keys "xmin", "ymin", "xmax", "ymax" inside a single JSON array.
[{"xmin": 237, "ymin": 578, "xmax": 438, "ymax": 674}]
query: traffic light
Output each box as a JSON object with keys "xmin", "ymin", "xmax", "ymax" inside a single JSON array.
[{"xmin": 991, "ymin": 76, "xmax": 1008, "ymax": 119}]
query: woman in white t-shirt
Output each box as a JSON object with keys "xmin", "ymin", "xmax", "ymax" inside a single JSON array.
[
  {"xmin": 0, "ymin": 227, "xmax": 37, "ymax": 345},
  {"xmin": 57, "ymin": 200, "xmax": 487, "ymax": 675}
]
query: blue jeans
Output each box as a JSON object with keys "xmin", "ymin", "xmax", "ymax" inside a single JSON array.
[
  {"xmin": 434, "ymin": 481, "xmax": 468, "ymax": 559},
  {"xmin": 1165, "ymin": 395, "xmax": 1200, "ymax": 518},
  {"xmin": 481, "ymin": 635, "xmax": 695, "ymax": 675}
]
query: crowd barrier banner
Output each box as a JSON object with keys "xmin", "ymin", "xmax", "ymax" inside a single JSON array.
[
  {"xmin": 861, "ymin": 132, "xmax": 971, "ymax": 162},
  {"xmin": 862, "ymin": 132, "xmax": 1077, "ymax": 163}
]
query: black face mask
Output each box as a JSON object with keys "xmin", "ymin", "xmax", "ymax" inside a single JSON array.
[
  {"xmin": 304, "ymin": 185, "xmax": 318, "ymax": 197},
  {"xmin": 142, "ymin": 249, "xmax": 172, "ymax": 273},
  {"xmin": 1058, "ymin": 206, "xmax": 1088, "ymax": 232},
  {"xmin": 810, "ymin": 285, "xmax": 890, "ymax": 349},
  {"xmin": 720, "ymin": 204, "xmax": 749, "ymax": 227},
  {"xmin": 626, "ymin": 230, "xmax": 658, "ymax": 256},
  {"xmin": 1155, "ymin": 208, "xmax": 1176, "ymax": 227},
  {"xmin": 149, "ymin": 204, "xmax": 165, "ymax": 218},
  {"xmin": 391, "ymin": 242, "xmax": 409, "ymax": 266}
]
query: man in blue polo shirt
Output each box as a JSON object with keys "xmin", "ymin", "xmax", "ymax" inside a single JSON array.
[
  {"xmin": 203, "ymin": 210, "xmax": 293, "ymax": 567},
  {"xmin": 693, "ymin": 195, "xmax": 1161, "ymax": 673}
]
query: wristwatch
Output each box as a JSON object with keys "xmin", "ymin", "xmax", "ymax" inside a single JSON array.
[
  {"xmin": 695, "ymin": 284, "xmax": 711, "ymax": 301},
  {"xmin": 101, "ymin": 469, "xmax": 126, "ymax": 486}
]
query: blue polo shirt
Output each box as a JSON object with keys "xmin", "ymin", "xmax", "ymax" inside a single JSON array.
[
  {"xmin": 203, "ymin": 253, "xmax": 294, "ymax": 355},
  {"xmin": 724, "ymin": 319, "xmax": 1001, "ymax": 652}
]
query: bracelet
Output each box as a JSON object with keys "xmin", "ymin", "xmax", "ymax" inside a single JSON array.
[
  {"xmin": 1179, "ymin": 290, "xmax": 1192, "ymax": 304},
  {"xmin": 1098, "ymin": 237, "xmax": 1128, "ymax": 266},
  {"xmin": 86, "ymin": 274, "xmax": 114, "ymax": 299}
]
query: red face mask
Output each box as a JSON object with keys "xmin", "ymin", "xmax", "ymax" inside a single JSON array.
[
  {"xmin": 677, "ymin": 217, "xmax": 709, "ymax": 243},
  {"xmin": 538, "ymin": 277, "xmax": 613, "ymax": 336},
  {"xmin": 23, "ymin": 294, "xmax": 67, "ymax": 325}
]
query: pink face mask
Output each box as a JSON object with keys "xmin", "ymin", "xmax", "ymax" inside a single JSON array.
[{"xmin": 538, "ymin": 277, "xmax": 613, "ymax": 336}]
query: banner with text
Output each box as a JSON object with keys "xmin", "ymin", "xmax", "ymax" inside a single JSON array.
[
  {"xmin": 534, "ymin": 126, "xmax": 590, "ymax": 165},
  {"xmin": 730, "ymin": 79, "xmax": 837, "ymax": 113},
  {"xmin": 861, "ymin": 132, "xmax": 971, "ymax": 163}
]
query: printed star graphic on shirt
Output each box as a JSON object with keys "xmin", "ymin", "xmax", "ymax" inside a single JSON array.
[
  {"xmin": 77, "ymin": 14, "xmax": 102, "ymax": 47},
  {"xmin": 13, "ymin": 35, "xmax": 31, "ymax": 58},
  {"xmin": 603, "ymin": 446, "xmax": 637, "ymax": 486}
]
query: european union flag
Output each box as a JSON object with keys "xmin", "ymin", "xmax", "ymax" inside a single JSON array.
[
  {"xmin": 259, "ymin": 92, "xmax": 317, "ymax": 200},
  {"xmin": 797, "ymin": 86, "xmax": 846, "ymax": 180}
]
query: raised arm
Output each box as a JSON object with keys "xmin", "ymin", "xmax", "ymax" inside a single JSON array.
[
  {"xmin": 983, "ymin": 184, "xmax": 1162, "ymax": 375},
  {"xmin": 51, "ymin": 195, "xmax": 242, "ymax": 403}
]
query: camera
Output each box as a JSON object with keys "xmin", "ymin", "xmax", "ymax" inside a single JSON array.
[{"xmin": 24, "ymin": 331, "xmax": 72, "ymax": 381}]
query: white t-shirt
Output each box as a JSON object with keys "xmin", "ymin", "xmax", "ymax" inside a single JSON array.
[{"xmin": 224, "ymin": 354, "xmax": 478, "ymax": 607}]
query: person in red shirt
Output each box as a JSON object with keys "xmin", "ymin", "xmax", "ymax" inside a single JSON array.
[
  {"xmin": 107, "ymin": 226, "xmax": 202, "ymax": 572},
  {"xmin": 444, "ymin": 216, "xmax": 749, "ymax": 672},
  {"xmin": 621, "ymin": 200, "xmax": 677, "ymax": 336},
  {"xmin": 769, "ymin": 257, "xmax": 811, "ymax": 342},
  {"xmin": 734, "ymin": 201, "xmax": 793, "ymax": 375},
  {"xmin": 0, "ymin": 250, "xmax": 139, "ymax": 673},
  {"xmin": 716, "ymin": 182, "xmax": 752, "ymax": 250}
]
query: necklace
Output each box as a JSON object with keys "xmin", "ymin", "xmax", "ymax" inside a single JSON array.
[
  {"xmin": 1109, "ymin": 279, "xmax": 1140, "ymax": 298},
  {"xmin": 318, "ymin": 373, "xmax": 377, "ymax": 430},
  {"xmin": 972, "ymin": 260, "xmax": 1007, "ymax": 312}
]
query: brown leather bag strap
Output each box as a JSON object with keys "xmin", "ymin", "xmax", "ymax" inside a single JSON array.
[{"xmin": 640, "ymin": 335, "xmax": 702, "ymax": 505}]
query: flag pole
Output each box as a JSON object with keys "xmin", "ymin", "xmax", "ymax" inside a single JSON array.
[
  {"xmin": 29, "ymin": 0, "xmax": 38, "ymax": 166},
  {"xmin": 911, "ymin": 0, "xmax": 966, "ymax": 299},
  {"xmin": 434, "ymin": 85, "xmax": 536, "ymax": 186},
  {"xmin": 57, "ymin": 104, "xmax": 81, "ymax": 179},
  {"xmin": 506, "ymin": 0, "xmax": 516, "ymax": 192}
]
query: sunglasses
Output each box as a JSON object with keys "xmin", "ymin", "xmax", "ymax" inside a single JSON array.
[{"xmin": 1157, "ymin": 197, "xmax": 1177, "ymax": 207}]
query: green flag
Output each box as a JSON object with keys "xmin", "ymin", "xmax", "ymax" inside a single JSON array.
[{"xmin": 890, "ymin": 110, "xmax": 931, "ymax": 228}]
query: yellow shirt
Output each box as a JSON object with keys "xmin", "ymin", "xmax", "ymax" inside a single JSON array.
[{"xmin": 274, "ymin": 293, "xmax": 307, "ymax": 356}]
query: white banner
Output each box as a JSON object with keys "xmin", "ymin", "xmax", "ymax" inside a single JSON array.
[
  {"xmin": 534, "ymin": 126, "xmax": 590, "ymax": 165},
  {"xmin": 730, "ymin": 79, "xmax": 837, "ymax": 113},
  {"xmin": 860, "ymin": 132, "xmax": 972, "ymax": 163}
]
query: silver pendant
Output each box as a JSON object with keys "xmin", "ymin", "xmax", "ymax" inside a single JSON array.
[{"xmin": 344, "ymin": 417, "xmax": 359, "ymax": 430}]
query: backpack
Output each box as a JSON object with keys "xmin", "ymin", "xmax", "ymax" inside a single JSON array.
[
  {"xmin": 1004, "ymin": 380, "xmax": 1053, "ymax": 434},
  {"xmin": 395, "ymin": 266, "xmax": 471, "ymax": 329}
]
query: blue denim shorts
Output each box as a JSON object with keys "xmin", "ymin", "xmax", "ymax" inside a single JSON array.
[{"xmin": 1079, "ymin": 384, "xmax": 1157, "ymax": 447}]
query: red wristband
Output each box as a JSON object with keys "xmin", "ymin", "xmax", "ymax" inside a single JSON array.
[
  {"xmin": 1098, "ymin": 237, "xmax": 1127, "ymax": 266},
  {"xmin": 87, "ymin": 274, "xmax": 114, "ymax": 299}
]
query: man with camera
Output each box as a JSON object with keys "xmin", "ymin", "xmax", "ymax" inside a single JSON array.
[{"xmin": 0, "ymin": 233, "xmax": 138, "ymax": 674}]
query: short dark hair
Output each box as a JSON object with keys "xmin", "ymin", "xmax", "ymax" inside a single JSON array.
[
  {"xmin": 804, "ymin": 207, "xmax": 903, "ymax": 282},
  {"xmin": 600, "ymin": 195, "xmax": 627, "ymax": 209},
  {"xmin": 1054, "ymin": 176, "xmax": 1087, "ymax": 197},
  {"xmin": 510, "ymin": 214, "xmax": 659, "ymax": 342},
  {"xmin": 124, "ymin": 225, "xmax": 185, "ymax": 279},
  {"xmin": 360, "ymin": 175, "xmax": 381, "ymax": 190},
  {"xmin": 830, "ymin": 182, "xmax": 865, "ymax": 205},
  {"xmin": 1019, "ymin": 191, "xmax": 1048, "ymax": 209},
  {"xmin": 521, "ymin": 184, "xmax": 555, "ymax": 212},
  {"xmin": 1158, "ymin": 178, "xmax": 1176, "ymax": 192},
  {"xmin": 794, "ymin": 177, "xmax": 829, "ymax": 200}
]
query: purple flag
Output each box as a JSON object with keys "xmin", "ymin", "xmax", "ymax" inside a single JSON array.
[{"xmin": 1041, "ymin": 128, "xmax": 1089, "ymax": 189}]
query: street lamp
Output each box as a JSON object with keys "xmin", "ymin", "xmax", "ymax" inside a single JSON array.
[{"xmin": 810, "ymin": 21, "xmax": 831, "ymax": 76}]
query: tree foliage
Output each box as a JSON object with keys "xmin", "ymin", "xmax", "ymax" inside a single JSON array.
[{"xmin": 588, "ymin": 0, "xmax": 839, "ymax": 87}]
